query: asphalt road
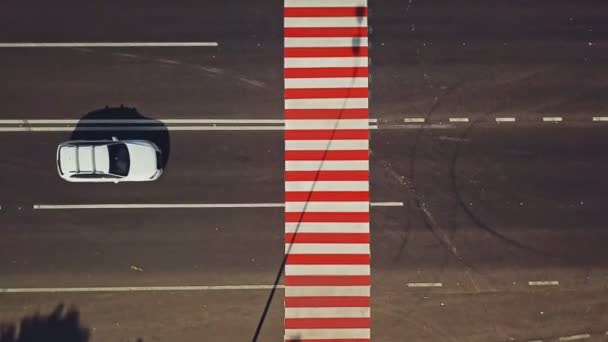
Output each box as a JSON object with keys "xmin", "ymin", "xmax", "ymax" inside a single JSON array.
[{"xmin": 1, "ymin": 1, "xmax": 608, "ymax": 342}]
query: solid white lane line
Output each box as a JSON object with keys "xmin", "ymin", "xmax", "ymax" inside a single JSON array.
[
  {"xmin": 449, "ymin": 117, "xmax": 469, "ymax": 123},
  {"xmin": 285, "ymin": 37, "xmax": 368, "ymax": 47},
  {"xmin": 285, "ymin": 98, "xmax": 369, "ymax": 110},
  {"xmin": 496, "ymin": 117, "xmax": 516, "ymax": 122},
  {"xmin": 285, "ymin": 222, "xmax": 370, "ymax": 233},
  {"xmin": 0, "ymin": 119, "xmax": 378, "ymax": 124},
  {"xmin": 403, "ymin": 118, "xmax": 425, "ymax": 123},
  {"xmin": 285, "ymin": 160, "xmax": 369, "ymax": 171},
  {"xmin": 0, "ymin": 42, "xmax": 218, "ymax": 48},
  {"xmin": 285, "ymin": 307, "xmax": 370, "ymax": 319},
  {"xmin": 592, "ymin": 117, "xmax": 608, "ymax": 121},
  {"xmin": 285, "ymin": 139, "xmax": 369, "ymax": 150},
  {"xmin": 286, "ymin": 202, "xmax": 370, "ymax": 212},
  {"xmin": 285, "ymin": 286, "xmax": 370, "ymax": 297},
  {"xmin": 542, "ymin": 117, "xmax": 563, "ymax": 122},
  {"xmin": 285, "ymin": 181, "xmax": 369, "ymax": 192},
  {"xmin": 285, "ymin": 329, "xmax": 370, "ymax": 340},
  {"xmin": 33, "ymin": 202, "xmax": 402, "ymax": 210},
  {"xmin": 286, "ymin": 243, "xmax": 370, "ymax": 254},
  {"xmin": 285, "ymin": 77, "xmax": 368, "ymax": 89},
  {"xmin": 284, "ymin": 17, "xmax": 367, "ymax": 28},
  {"xmin": 528, "ymin": 281, "xmax": 559, "ymax": 286},
  {"xmin": 559, "ymin": 334, "xmax": 591, "ymax": 341},
  {"xmin": 0, "ymin": 125, "xmax": 377, "ymax": 132},
  {"xmin": 407, "ymin": 282, "xmax": 443, "ymax": 288},
  {"xmin": 285, "ymin": 57, "xmax": 368, "ymax": 68},
  {"xmin": 1, "ymin": 285, "xmax": 282, "ymax": 293},
  {"xmin": 285, "ymin": 0, "xmax": 367, "ymax": 7},
  {"xmin": 285, "ymin": 265, "xmax": 370, "ymax": 276}
]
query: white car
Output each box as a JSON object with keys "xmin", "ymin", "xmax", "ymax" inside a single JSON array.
[{"xmin": 57, "ymin": 138, "xmax": 163, "ymax": 182}]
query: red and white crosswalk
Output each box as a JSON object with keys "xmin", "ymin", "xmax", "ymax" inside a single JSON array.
[{"xmin": 284, "ymin": 0, "xmax": 370, "ymax": 341}]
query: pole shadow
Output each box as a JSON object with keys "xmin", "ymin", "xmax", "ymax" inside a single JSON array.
[
  {"xmin": 69, "ymin": 105, "xmax": 171, "ymax": 170},
  {"xmin": 0, "ymin": 304, "xmax": 90, "ymax": 342}
]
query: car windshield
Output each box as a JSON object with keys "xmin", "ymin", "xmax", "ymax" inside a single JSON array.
[{"xmin": 107, "ymin": 143, "xmax": 130, "ymax": 176}]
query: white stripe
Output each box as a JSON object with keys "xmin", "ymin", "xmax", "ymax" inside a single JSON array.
[
  {"xmin": 542, "ymin": 117, "xmax": 563, "ymax": 122},
  {"xmin": 285, "ymin": 201, "xmax": 369, "ymax": 212},
  {"xmin": 285, "ymin": 265, "xmax": 370, "ymax": 276},
  {"xmin": 286, "ymin": 160, "xmax": 369, "ymax": 171},
  {"xmin": 285, "ymin": 37, "xmax": 368, "ymax": 48},
  {"xmin": 407, "ymin": 282, "xmax": 443, "ymax": 288},
  {"xmin": 0, "ymin": 285, "xmax": 282, "ymax": 293},
  {"xmin": 286, "ymin": 98, "xmax": 368, "ymax": 110},
  {"xmin": 286, "ymin": 243, "xmax": 369, "ymax": 254},
  {"xmin": 285, "ymin": 307, "xmax": 370, "ymax": 319},
  {"xmin": 285, "ymin": 329, "xmax": 370, "ymax": 340},
  {"xmin": 449, "ymin": 117, "xmax": 469, "ymax": 123},
  {"xmin": 528, "ymin": 280, "xmax": 559, "ymax": 286},
  {"xmin": 285, "ymin": 77, "xmax": 368, "ymax": 89},
  {"xmin": 285, "ymin": 222, "xmax": 370, "ymax": 233},
  {"xmin": 285, "ymin": 286, "xmax": 370, "ymax": 297},
  {"xmin": 286, "ymin": 119, "xmax": 369, "ymax": 130},
  {"xmin": 495, "ymin": 117, "xmax": 516, "ymax": 122},
  {"xmin": 0, "ymin": 42, "xmax": 219, "ymax": 48},
  {"xmin": 34, "ymin": 203, "xmax": 285, "ymax": 210},
  {"xmin": 593, "ymin": 117, "xmax": 608, "ymax": 121},
  {"xmin": 285, "ymin": 181, "xmax": 369, "ymax": 192},
  {"xmin": 559, "ymin": 334, "xmax": 590, "ymax": 341},
  {"xmin": 285, "ymin": 0, "xmax": 367, "ymax": 7},
  {"xmin": 33, "ymin": 202, "xmax": 400, "ymax": 210},
  {"xmin": 284, "ymin": 17, "xmax": 367, "ymax": 28},
  {"xmin": 285, "ymin": 139, "xmax": 369, "ymax": 150},
  {"xmin": 285, "ymin": 57, "xmax": 368, "ymax": 68},
  {"xmin": 0, "ymin": 126, "xmax": 288, "ymax": 132},
  {"xmin": 403, "ymin": 118, "xmax": 425, "ymax": 123}
]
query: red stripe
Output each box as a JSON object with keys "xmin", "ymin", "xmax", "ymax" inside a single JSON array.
[
  {"xmin": 286, "ymin": 339, "xmax": 370, "ymax": 342},
  {"xmin": 285, "ymin": 296, "xmax": 370, "ymax": 307},
  {"xmin": 285, "ymin": 27, "xmax": 368, "ymax": 37},
  {"xmin": 285, "ymin": 233, "xmax": 369, "ymax": 244},
  {"xmin": 285, "ymin": 129, "xmax": 368, "ymax": 140},
  {"xmin": 285, "ymin": 275, "xmax": 371, "ymax": 286},
  {"xmin": 285, "ymin": 47, "xmax": 368, "ymax": 58},
  {"xmin": 285, "ymin": 88, "xmax": 368, "ymax": 99},
  {"xmin": 285, "ymin": 171, "xmax": 369, "ymax": 181},
  {"xmin": 284, "ymin": 7, "xmax": 368, "ymax": 17},
  {"xmin": 285, "ymin": 67, "xmax": 368, "ymax": 78},
  {"xmin": 285, "ymin": 150, "xmax": 369, "ymax": 161},
  {"xmin": 285, "ymin": 109, "xmax": 369, "ymax": 120},
  {"xmin": 285, "ymin": 317, "xmax": 371, "ymax": 329},
  {"xmin": 285, "ymin": 212, "xmax": 369, "ymax": 223},
  {"xmin": 286, "ymin": 254, "xmax": 370, "ymax": 265},
  {"xmin": 285, "ymin": 191, "xmax": 369, "ymax": 201}
]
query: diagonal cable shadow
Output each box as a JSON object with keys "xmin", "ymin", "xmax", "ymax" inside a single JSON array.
[{"xmin": 251, "ymin": 7, "xmax": 369, "ymax": 341}]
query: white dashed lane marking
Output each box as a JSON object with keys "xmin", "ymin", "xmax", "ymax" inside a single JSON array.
[{"xmin": 528, "ymin": 280, "xmax": 560, "ymax": 286}]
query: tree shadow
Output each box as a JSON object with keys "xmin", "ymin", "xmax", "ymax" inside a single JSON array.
[
  {"xmin": 69, "ymin": 105, "xmax": 171, "ymax": 170},
  {"xmin": 0, "ymin": 304, "xmax": 90, "ymax": 342}
]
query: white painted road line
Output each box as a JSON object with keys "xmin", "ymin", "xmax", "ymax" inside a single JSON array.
[
  {"xmin": 286, "ymin": 201, "xmax": 370, "ymax": 212},
  {"xmin": 1, "ymin": 285, "xmax": 282, "ymax": 293},
  {"xmin": 284, "ymin": 17, "xmax": 368, "ymax": 28},
  {"xmin": 285, "ymin": 57, "xmax": 368, "ymax": 68},
  {"xmin": 285, "ymin": 77, "xmax": 368, "ymax": 89},
  {"xmin": 449, "ymin": 117, "xmax": 470, "ymax": 123},
  {"xmin": 285, "ymin": 329, "xmax": 370, "ymax": 340},
  {"xmin": 0, "ymin": 125, "xmax": 377, "ymax": 132},
  {"xmin": 285, "ymin": 0, "xmax": 367, "ymax": 7},
  {"xmin": 403, "ymin": 118, "xmax": 425, "ymax": 123},
  {"xmin": 0, "ymin": 42, "xmax": 219, "ymax": 48},
  {"xmin": 33, "ymin": 202, "xmax": 402, "ymax": 210},
  {"xmin": 543, "ymin": 116, "xmax": 563, "ymax": 122},
  {"xmin": 285, "ymin": 37, "xmax": 368, "ymax": 48},
  {"xmin": 286, "ymin": 243, "xmax": 370, "ymax": 254},
  {"xmin": 593, "ymin": 117, "xmax": 608, "ymax": 121},
  {"xmin": 285, "ymin": 98, "xmax": 369, "ymax": 110},
  {"xmin": 285, "ymin": 222, "xmax": 370, "ymax": 233},
  {"xmin": 407, "ymin": 282, "xmax": 443, "ymax": 288},
  {"xmin": 285, "ymin": 160, "xmax": 369, "ymax": 171},
  {"xmin": 285, "ymin": 139, "xmax": 369, "ymax": 150},
  {"xmin": 528, "ymin": 280, "xmax": 559, "ymax": 286},
  {"xmin": 285, "ymin": 286, "xmax": 370, "ymax": 297},
  {"xmin": 285, "ymin": 307, "xmax": 370, "ymax": 319},
  {"xmin": 496, "ymin": 117, "xmax": 516, "ymax": 122},
  {"xmin": 285, "ymin": 181, "xmax": 369, "ymax": 192},
  {"xmin": 285, "ymin": 119, "xmax": 370, "ymax": 130},
  {"xmin": 285, "ymin": 265, "xmax": 371, "ymax": 276},
  {"xmin": 0, "ymin": 119, "xmax": 377, "ymax": 124},
  {"xmin": 559, "ymin": 334, "xmax": 591, "ymax": 341}
]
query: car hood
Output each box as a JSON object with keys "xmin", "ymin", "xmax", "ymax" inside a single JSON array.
[{"xmin": 126, "ymin": 143, "xmax": 158, "ymax": 178}]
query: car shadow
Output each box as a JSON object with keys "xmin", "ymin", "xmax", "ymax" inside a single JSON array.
[
  {"xmin": 69, "ymin": 105, "xmax": 171, "ymax": 170},
  {"xmin": 0, "ymin": 304, "xmax": 90, "ymax": 342}
]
